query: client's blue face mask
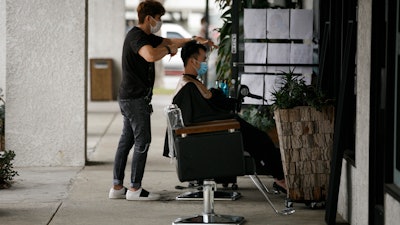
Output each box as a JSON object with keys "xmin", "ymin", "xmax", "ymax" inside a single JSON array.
[{"xmin": 196, "ymin": 61, "xmax": 208, "ymax": 78}]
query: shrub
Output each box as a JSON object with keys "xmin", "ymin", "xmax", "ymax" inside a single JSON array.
[
  {"xmin": 0, "ymin": 150, "xmax": 19, "ymax": 189},
  {"xmin": 240, "ymin": 105, "xmax": 275, "ymax": 131}
]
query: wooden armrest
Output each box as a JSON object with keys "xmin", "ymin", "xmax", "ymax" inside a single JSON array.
[{"xmin": 175, "ymin": 119, "xmax": 240, "ymax": 136}]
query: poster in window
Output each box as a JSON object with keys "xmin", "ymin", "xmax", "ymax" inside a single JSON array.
[
  {"xmin": 290, "ymin": 43, "xmax": 313, "ymax": 74},
  {"xmin": 290, "ymin": 9, "xmax": 313, "ymax": 40},
  {"xmin": 267, "ymin": 43, "xmax": 290, "ymax": 73},
  {"xmin": 244, "ymin": 43, "xmax": 267, "ymax": 73},
  {"xmin": 244, "ymin": 9, "xmax": 267, "ymax": 39},
  {"xmin": 240, "ymin": 74, "xmax": 264, "ymax": 105},
  {"xmin": 267, "ymin": 9, "xmax": 290, "ymax": 39}
]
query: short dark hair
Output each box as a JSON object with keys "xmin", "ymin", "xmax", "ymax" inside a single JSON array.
[
  {"xmin": 137, "ymin": 0, "xmax": 166, "ymax": 24},
  {"xmin": 181, "ymin": 41, "xmax": 207, "ymax": 67}
]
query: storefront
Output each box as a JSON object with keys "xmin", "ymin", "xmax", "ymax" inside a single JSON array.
[{"xmin": 229, "ymin": 0, "xmax": 400, "ymax": 224}]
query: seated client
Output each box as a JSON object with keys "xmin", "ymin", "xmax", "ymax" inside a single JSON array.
[{"xmin": 163, "ymin": 40, "xmax": 287, "ymax": 191}]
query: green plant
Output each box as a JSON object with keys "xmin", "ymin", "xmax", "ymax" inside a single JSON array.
[
  {"xmin": 271, "ymin": 69, "xmax": 332, "ymax": 110},
  {"xmin": 215, "ymin": 0, "xmax": 232, "ymax": 81},
  {"xmin": 0, "ymin": 150, "xmax": 18, "ymax": 189},
  {"xmin": 240, "ymin": 105, "xmax": 275, "ymax": 131}
]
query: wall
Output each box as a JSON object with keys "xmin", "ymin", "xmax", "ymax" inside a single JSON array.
[
  {"xmin": 337, "ymin": 161, "xmax": 353, "ymax": 221},
  {"xmin": 0, "ymin": 0, "xmax": 5, "ymax": 94},
  {"xmin": 5, "ymin": 0, "xmax": 87, "ymax": 166},
  {"xmin": 337, "ymin": 0, "xmax": 371, "ymax": 224},
  {"xmin": 385, "ymin": 194, "xmax": 400, "ymax": 224},
  {"xmin": 353, "ymin": 0, "xmax": 372, "ymax": 223},
  {"xmin": 88, "ymin": 0, "xmax": 125, "ymax": 100}
]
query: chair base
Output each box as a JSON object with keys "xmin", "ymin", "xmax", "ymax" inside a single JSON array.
[
  {"xmin": 172, "ymin": 214, "xmax": 245, "ymax": 225},
  {"xmin": 176, "ymin": 191, "xmax": 241, "ymax": 201}
]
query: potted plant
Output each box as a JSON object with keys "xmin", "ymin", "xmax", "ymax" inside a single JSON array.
[{"xmin": 271, "ymin": 69, "xmax": 335, "ymax": 206}]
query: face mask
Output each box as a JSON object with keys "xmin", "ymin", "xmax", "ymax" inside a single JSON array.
[
  {"xmin": 150, "ymin": 17, "xmax": 162, "ymax": 34},
  {"xmin": 196, "ymin": 61, "xmax": 208, "ymax": 77}
]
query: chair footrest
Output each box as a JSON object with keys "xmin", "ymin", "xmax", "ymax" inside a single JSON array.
[
  {"xmin": 173, "ymin": 214, "xmax": 245, "ymax": 225},
  {"xmin": 176, "ymin": 191, "xmax": 241, "ymax": 201}
]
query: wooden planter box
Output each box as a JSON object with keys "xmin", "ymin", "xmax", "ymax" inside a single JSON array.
[{"xmin": 274, "ymin": 106, "xmax": 335, "ymax": 202}]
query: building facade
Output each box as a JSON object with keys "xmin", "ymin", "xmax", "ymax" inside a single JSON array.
[{"xmin": 1, "ymin": 0, "xmax": 400, "ymax": 224}]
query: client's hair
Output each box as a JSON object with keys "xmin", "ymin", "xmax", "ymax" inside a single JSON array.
[{"xmin": 181, "ymin": 40, "xmax": 207, "ymax": 67}]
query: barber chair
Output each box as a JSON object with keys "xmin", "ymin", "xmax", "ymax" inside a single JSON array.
[
  {"xmin": 171, "ymin": 118, "xmax": 246, "ymax": 224},
  {"xmin": 167, "ymin": 118, "xmax": 294, "ymax": 224},
  {"xmin": 166, "ymin": 84, "xmax": 295, "ymax": 224}
]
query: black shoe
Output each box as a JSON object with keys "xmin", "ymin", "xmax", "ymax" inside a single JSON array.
[{"xmin": 273, "ymin": 182, "xmax": 287, "ymax": 194}]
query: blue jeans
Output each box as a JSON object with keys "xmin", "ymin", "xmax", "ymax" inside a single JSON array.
[{"xmin": 113, "ymin": 98, "xmax": 152, "ymax": 189}]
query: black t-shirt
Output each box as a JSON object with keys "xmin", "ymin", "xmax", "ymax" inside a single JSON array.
[{"xmin": 119, "ymin": 26, "xmax": 163, "ymax": 99}]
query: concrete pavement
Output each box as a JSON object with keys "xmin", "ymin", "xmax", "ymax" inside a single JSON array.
[{"xmin": 0, "ymin": 94, "xmax": 337, "ymax": 225}]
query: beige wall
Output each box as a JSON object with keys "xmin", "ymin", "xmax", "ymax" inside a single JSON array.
[
  {"xmin": 337, "ymin": 0, "xmax": 372, "ymax": 224},
  {"xmin": 0, "ymin": 0, "xmax": 5, "ymax": 95},
  {"xmin": 5, "ymin": 0, "xmax": 87, "ymax": 166},
  {"xmin": 385, "ymin": 194, "xmax": 400, "ymax": 224},
  {"xmin": 354, "ymin": 0, "xmax": 371, "ymax": 224},
  {"xmin": 338, "ymin": 0, "xmax": 400, "ymax": 224}
]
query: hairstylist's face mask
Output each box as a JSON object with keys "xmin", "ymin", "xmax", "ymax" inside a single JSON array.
[{"xmin": 150, "ymin": 16, "xmax": 162, "ymax": 34}]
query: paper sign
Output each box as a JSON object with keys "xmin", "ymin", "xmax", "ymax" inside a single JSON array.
[
  {"xmin": 267, "ymin": 9, "xmax": 290, "ymax": 39},
  {"xmin": 244, "ymin": 43, "xmax": 267, "ymax": 73},
  {"xmin": 290, "ymin": 9, "xmax": 313, "ymax": 39},
  {"xmin": 267, "ymin": 43, "xmax": 290, "ymax": 73},
  {"xmin": 264, "ymin": 75, "xmax": 284, "ymax": 104},
  {"xmin": 244, "ymin": 9, "xmax": 267, "ymax": 39},
  {"xmin": 240, "ymin": 74, "xmax": 264, "ymax": 105},
  {"xmin": 290, "ymin": 43, "xmax": 313, "ymax": 74}
]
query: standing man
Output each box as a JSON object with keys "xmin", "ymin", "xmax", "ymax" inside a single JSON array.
[{"xmin": 109, "ymin": 0, "xmax": 215, "ymax": 201}]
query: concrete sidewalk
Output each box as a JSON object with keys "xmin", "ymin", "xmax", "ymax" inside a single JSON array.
[{"xmin": 0, "ymin": 94, "xmax": 334, "ymax": 225}]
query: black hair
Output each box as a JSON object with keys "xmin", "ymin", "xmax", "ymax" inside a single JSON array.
[
  {"xmin": 181, "ymin": 40, "xmax": 207, "ymax": 67},
  {"xmin": 137, "ymin": 0, "xmax": 165, "ymax": 24}
]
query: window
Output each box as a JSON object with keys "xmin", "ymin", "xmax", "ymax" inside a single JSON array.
[
  {"xmin": 166, "ymin": 32, "xmax": 183, "ymax": 39},
  {"xmin": 394, "ymin": 1, "xmax": 400, "ymax": 187}
]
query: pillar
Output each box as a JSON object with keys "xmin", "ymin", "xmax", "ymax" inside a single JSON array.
[{"xmin": 5, "ymin": 0, "xmax": 87, "ymax": 166}]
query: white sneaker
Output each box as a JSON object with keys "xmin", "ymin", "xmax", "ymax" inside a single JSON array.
[
  {"xmin": 126, "ymin": 187, "xmax": 160, "ymax": 201},
  {"xmin": 108, "ymin": 187, "xmax": 127, "ymax": 199}
]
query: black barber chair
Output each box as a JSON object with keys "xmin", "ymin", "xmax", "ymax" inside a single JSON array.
[{"xmin": 171, "ymin": 119, "xmax": 246, "ymax": 224}]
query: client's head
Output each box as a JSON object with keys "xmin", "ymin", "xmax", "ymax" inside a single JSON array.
[{"xmin": 181, "ymin": 41, "xmax": 208, "ymax": 77}]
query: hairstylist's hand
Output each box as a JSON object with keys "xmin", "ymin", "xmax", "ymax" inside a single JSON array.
[
  {"xmin": 168, "ymin": 44, "xmax": 178, "ymax": 56},
  {"xmin": 194, "ymin": 36, "xmax": 218, "ymax": 50}
]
